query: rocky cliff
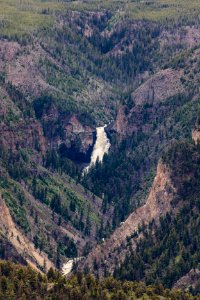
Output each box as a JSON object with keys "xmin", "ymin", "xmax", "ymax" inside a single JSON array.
[
  {"xmin": 0, "ymin": 2, "xmax": 200, "ymax": 288},
  {"xmin": 192, "ymin": 125, "xmax": 200, "ymax": 145},
  {"xmin": 131, "ymin": 68, "xmax": 184, "ymax": 106},
  {"xmin": 0, "ymin": 196, "xmax": 54, "ymax": 272},
  {"xmin": 81, "ymin": 161, "xmax": 176, "ymax": 275}
]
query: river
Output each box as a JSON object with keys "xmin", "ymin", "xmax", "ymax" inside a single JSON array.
[
  {"xmin": 62, "ymin": 126, "xmax": 110, "ymax": 276},
  {"xmin": 62, "ymin": 257, "xmax": 84, "ymax": 276},
  {"xmin": 62, "ymin": 259, "xmax": 74, "ymax": 275},
  {"xmin": 83, "ymin": 125, "xmax": 110, "ymax": 174}
]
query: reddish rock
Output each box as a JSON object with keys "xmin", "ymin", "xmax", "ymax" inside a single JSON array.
[
  {"xmin": 131, "ymin": 68, "xmax": 184, "ymax": 106},
  {"xmin": 81, "ymin": 161, "xmax": 176, "ymax": 276},
  {"xmin": 112, "ymin": 106, "xmax": 127, "ymax": 136}
]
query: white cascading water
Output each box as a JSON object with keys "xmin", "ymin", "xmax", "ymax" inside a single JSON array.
[
  {"xmin": 83, "ymin": 125, "xmax": 110, "ymax": 174},
  {"xmin": 62, "ymin": 126, "xmax": 110, "ymax": 276}
]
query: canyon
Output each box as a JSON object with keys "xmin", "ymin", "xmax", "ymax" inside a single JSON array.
[{"xmin": 0, "ymin": 1, "xmax": 199, "ymax": 296}]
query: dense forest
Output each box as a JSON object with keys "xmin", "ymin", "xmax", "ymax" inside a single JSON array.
[
  {"xmin": 114, "ymin": 141, "xmax": 200, "ymax": 294},
  {"xmin": 0, "ymin": 260, "xmax": 198, "ymax": 300},
  {"xmin": 0, "ymin": 0, "xmax": 200, "ymax": 297},
  {"xmin": 82, "ymin": 93, "xmax": 200, "ymax": 228}
]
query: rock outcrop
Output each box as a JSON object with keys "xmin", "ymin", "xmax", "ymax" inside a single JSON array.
[
  {"xmin": 0, "ymin": 196, "xmax": 54, "ymax": 272},
  {"xmin": 131, "ymin": 68, "xmax": 184, "ymax": 106},
  {"xmin": 47, "ymin": 113, "xmax": 96, "ymax": 163},
  {"xmin": 192, "ymin": 125, "xmax": 200, "ymax": 145},
  {"xmin": 0, "ymin": 120, "xmax": 47, "ymax": 157},
  {"xmin": 174, "ymin": 267, "xmax": 200, "ymax": 292},
  {"xmin": 81, "ymin": 161, "xmax": 176, "ymax": 275},
  {"xmin": 159, "ymin": 26, "xmax": 200, "ymax": 50},
  {"xmin": 111, "ymin": 106, "xmax": 128, "ymax": 136},
  {"xmin": 61, "ymin": 115, "xmax": 95, "ymax": 162}
]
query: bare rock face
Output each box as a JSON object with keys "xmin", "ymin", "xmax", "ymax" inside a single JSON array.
[
  {"xmin": 159, "ymin": 26, "xmax": 200, "ymax": 50},
  {"xmin": 26, "ymin": 94, "xmax": 96, "ymax": 162},
  {"xmin": 192, "ymin": 126, "xmax": 200, "ymax": 145},
  {"xmin": 41, "ymin": 108, "xmax": 95, "ymax": 163},
  {"xmin": 174, "ymin": 267, "xmax": 200, "ymax": 291},
  {"xmin": 111, "ymin": 106, "xmax": 127, "ymax": 136},
  {"xmin": 81, "ymin": 161, "xmax": 176, "ymax": 275},
  {"xmin": 111, "ymin": 68, "xmax": 185, "ymax": 137},
  {"xmin": 131, "ymin": 68, "xmax": 184, "ymax": 106},
  {"xmin": 0, "ymin": 120, "xmax": 47, "ymax": 158},
  {"xmin": 0, "ymin": 233, "xmax": 26, "ymax": 265},
  {"xmin": 59, "ymin": 115, "xmax": 95, "ymax": 163},
  {"xmin": 0, "ymin": 41, "xmax": 52, "ymax": 97},
  {"xmin": 0, "ymin": 197, "xmax": 54, "ymax": 272},
  {"xmin": 0, "ymin": 41, "xmax": 21, "ymax": 67}
]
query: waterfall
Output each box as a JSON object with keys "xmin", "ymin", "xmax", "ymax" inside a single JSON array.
[{"xmin": 83, "ymin": 125, "xmax": 110, "ymax": 174}]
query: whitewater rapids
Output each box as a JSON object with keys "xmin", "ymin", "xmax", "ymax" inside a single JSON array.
[{"xmin": 62, "ymin": 257, "xmax": 84, "ymax": 276}]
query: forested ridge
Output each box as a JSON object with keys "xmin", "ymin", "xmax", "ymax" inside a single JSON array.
[
  {"xmin": 0, "ymin": 261, "xmax": 198, "ymax": 300},
  {"xmin": 114, "ymin": 141, "xmax": 200, "ymax": 294},
  {"xmin": 0, "ymin": 0, "xmax": 200, "ymax": 297}
]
